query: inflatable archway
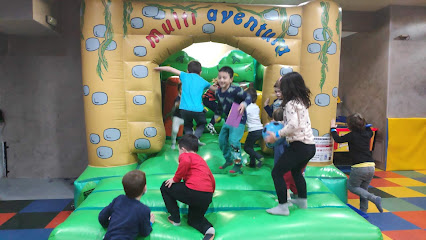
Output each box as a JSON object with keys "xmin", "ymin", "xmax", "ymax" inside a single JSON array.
[
  {"xmin": 81, "ymin": 0, "xmax": 341, "ymax": 168},
  {"xmin": 49, "ymin": 1, "xmax": 383, "ymax": 239}
]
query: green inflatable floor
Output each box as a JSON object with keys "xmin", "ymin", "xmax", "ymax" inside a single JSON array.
[{"xmin": 50, "ymin": 134, "xmax": 382, "ymax": 240}]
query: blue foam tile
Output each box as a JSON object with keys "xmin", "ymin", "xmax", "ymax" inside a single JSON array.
[
  {"xmin": 346, "ymin": 204, "xmax": 368, "ymax": 219},
  {"xmin": 414, "ymin": 177, "xmax": 426, "ymax": 184},
  {"xmin": 0, "ymin": 229, "xmax": 53, "ymax": 240},
  {"xmin": 367, "ymin": 212, "xmax": 420, "ymax": 231},
  {"xmin": 402, "ymin": 197, "xmax": 426, "ymax": 210},
  {"xmin": 19, "ymin": 199, "xmax": 72, "ymax": 213}
]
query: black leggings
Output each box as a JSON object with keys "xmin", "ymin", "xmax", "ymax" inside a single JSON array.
[
  {"xmin": 244, "ymin": 129, "xmax": 263, "ymax": 165},
  {"xmin": 271, "ymin": 141, "xmax": 316, "ymax": 203},
  {"xmin": 160, "ymin": 182, "xmax": 213, "ymax": 234}
]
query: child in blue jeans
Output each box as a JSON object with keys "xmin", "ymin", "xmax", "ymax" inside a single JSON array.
[
  {"xmin": 216, "ymin": 66, "xmax": 252, "ymax": 174},
  {"xmin": 269, "ymin": 108, "xmax": 287, "ymax": 165}
]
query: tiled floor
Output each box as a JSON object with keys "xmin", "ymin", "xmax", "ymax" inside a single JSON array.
[
  {"xmin": 0, "ymin": 169, "xmax": 425, "ymax": 240},
  {"xmin": 343, "ymin": 168, "xmax": 426, "ymax": 240},
  {"xmin": 0, "ymin": 199, "xmax": 73, "ymax": 239}
]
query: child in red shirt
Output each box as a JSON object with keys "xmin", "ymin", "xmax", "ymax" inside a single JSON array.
[{"xmin": 160, "ymin": 134, "xmax": 216, "ymax": 240}]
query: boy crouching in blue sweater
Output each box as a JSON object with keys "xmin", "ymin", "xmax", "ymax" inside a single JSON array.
[{"xmin": 99, "ymin": 170, "xmax": 154, "ymax": 240}]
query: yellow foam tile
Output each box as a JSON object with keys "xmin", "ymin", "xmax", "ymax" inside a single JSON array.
[
  {"xmin": 377, "ymin": 187, "xmax": 426, "ymax": 198},
  {"xmin": 382, "ymin": 233, "xmax": 392, "ymax": 240},
  {"xmin": 347, "ymin": 199, "xmax": 389, "ymax": 213},
  {"xmin": 416, "ymin": 170, "xmax": 426, "ymax": 175},
  {"xmin": 375, "ymin": 168, "xmax": 383, "ymax": 172},
  {"xmin": 385, "ymin": 178, "xmax": 426, "ymax": 187}
]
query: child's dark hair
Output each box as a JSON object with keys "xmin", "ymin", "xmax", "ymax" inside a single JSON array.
[
  {"xmin": 280, "ymin": 72, "xmax": 311, "ymax": 108},
  {"xmin": 122, "ymin": 170, "xmax": 146, "ymax": 198},
  {"xmin": 177, "ymin": 82, "xmax": 182, "ymax": 93},
  {"xmin": 246, "ymin": 87, "xmax": 257, "ymax": 103},
  {"xmin": 347, "ymin": 113, "xmax": 366, "ymax": 132},
  {"xmin": 273, "ymin": 78, "xmax": 281, "ymax": 88},
  {"xmin": 272, "ymin": 108, "xmax": 284, "ymax": 121},
  {"xmin": 178, "ymin": 134, "xmax": 199, "ymax": 152},
  {"xmin": 218, "ymin": 66, "xmax": 234, "ymax": 79},
  {"xmin": 188, "ymin": 61, "xmax": 202, "ymax": 74}
]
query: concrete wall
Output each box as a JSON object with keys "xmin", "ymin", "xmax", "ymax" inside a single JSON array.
[
  {"xmin": 387, "ymin": 6, "xmax": 426, "ymax": 117},
  {"xmin": 338, "ymin": 5, "xmax": 426, "ymax": 168},
  {"xmin": 338, "ymin": 7, "xmax": 390, "ymax": 168},
  {"xmin": 0, "ymin": 1, "xmax": 87, "ymax": 178}
]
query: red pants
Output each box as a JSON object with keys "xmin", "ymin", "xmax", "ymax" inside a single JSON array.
[{"xmin": 283, "ymin": 166, "xmax": 306, "ymax": 194}]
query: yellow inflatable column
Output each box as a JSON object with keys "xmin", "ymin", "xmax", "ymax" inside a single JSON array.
[
  {"xmin": 81, "ymin": 0, "xmax": 170, "ymax": 167},
  {"xmin": 300, "ymin": 0, "xmax": 342, "ymax": 165},
  {"xmin": 81, "ymin": 0, "xmax": 136, "ymax": 167}
]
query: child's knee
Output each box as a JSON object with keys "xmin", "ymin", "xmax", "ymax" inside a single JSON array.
[
  {"xmin": 160, "ymin": 181, "xmax": 168, "ymax": 191},
  {"xmin": 230, "ymin": 143, "xmax": 241, "ymax": 152},
  {"xmin": 271, "ymin": 168, "xmax": 281, "ymax": 178},
  {"xmin": 243, "ymin": 145, "xmax": 250, "ymax": 152}
]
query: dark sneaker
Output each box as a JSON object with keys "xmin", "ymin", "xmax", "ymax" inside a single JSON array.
[
  {"xmin": 167, "ymin": 216, "xmax": 181, "ymax": 226},
  {"xmin": 229, "ymin": 165, "xmax": 243, "ymax": 174},
  {"xmin": 219, "ymin": 161, "xmax": 232, "ymax": 169},
  {"xmin": 256, "ymin": 158, "xmax": 264, "ymax": 168}
]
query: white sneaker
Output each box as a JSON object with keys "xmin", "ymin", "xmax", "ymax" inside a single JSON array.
[
  {"xmin": 289, "ymin": 198, "xmax": 307, "ymax": 209},
  {"xmin": 198, "ymin": 140, "xmax": 206, "ymax": 146},
  {"xmin": 207, "ymin": 123, "xmax": 217, "ymax": 135},
  {"xmin": 171, "ymin": 144, "xmax": 176, "ymax": 150},
  {"xmin": 266, "ymin": 203, "xmax": 290, "ymax": 216}
]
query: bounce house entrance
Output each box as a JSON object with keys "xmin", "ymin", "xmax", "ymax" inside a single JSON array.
[{"xmin": 160, "ymin": 43, "xmax": 265, "ymax": 139}]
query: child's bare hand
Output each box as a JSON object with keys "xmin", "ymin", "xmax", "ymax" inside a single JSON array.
[
  {"xmin": 264, "ymin": 98, "xmax": 270, "ymax": 107},
  {"xmin": 238, "ymin": 103, "xmax": 246, "ymax": 115},
  {"xmin": 150, "ymin": 213, "xmax": 155, "ymax": 223},
  {"xmin": 165, "ymin": 178, "xmax": 176, "ymax": 188},
  {"xmin": 330, "ymin": 119, "xmax": 337, "ymax": 128},
  {"xmin": 264, "ymin": 131, "xmax": 277, "ymax": 143}
]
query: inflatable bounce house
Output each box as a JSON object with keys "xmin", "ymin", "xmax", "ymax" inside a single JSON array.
[{"xmin": 49, "ymin": 0, "xmax": 382, "ymax": 239}]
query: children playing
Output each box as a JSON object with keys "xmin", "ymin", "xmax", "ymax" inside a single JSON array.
[
  {"xmin": 99, "ymin": 170, "xmax": 154, "ymax": 239},
  {"xmin": 215, "ymin": 66, "xmax": 252, "ymax": 174},
  {"xmin": 264, "ymin": 72, "xmax": 316, "ymax": 216},
  {"xmin": 244, "ymin": 87, "xmax": 264, "ymax": 168},
  {"xmin": 160, "ymin": 134, "xmax": 216, "ymax": 240},
  {"xmin": 155, "ymin": 61, "xmax": 216, "ymax": 146},
  {"xmin": 202, "ymin": 78, "xmax": 221, "ymax": 135},
  {"xmin": 263, "ymin": 78, "xmax": 283, "ymax": 118},
  {"xmin": 168, "ymin": 83, "xmax": 184, "ymax": 150},
  {"xmin": 269, "ymin": 108, "xmax": 297, "ymax": 200},
  {"xmin": 330, "ymin": 114, "xmax": 383, "ymax": 213}
]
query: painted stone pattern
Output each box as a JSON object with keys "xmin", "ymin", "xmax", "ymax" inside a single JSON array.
[{"xmin": 80, "ymin": 0, "xmax": 341, "ymax": 167}]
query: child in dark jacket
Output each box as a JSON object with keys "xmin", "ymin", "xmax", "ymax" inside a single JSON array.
[
  {"xmin": 263, "ymin": 78, "xmax": 283, "ymax": 118},
  {"xmin": 331, "ymin": 113, "xmax": 383, "ymax": 213},
  {"xmin": 203, "ymin": 78, "xmax": 221, "ymax": 135},
  {"xmin": 215, "ymin": 66, "xmax": 252, "ymax": 174},
  {"xmin": 99, "ymin": 170, "xmax": 154, "ymax": 240}
]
